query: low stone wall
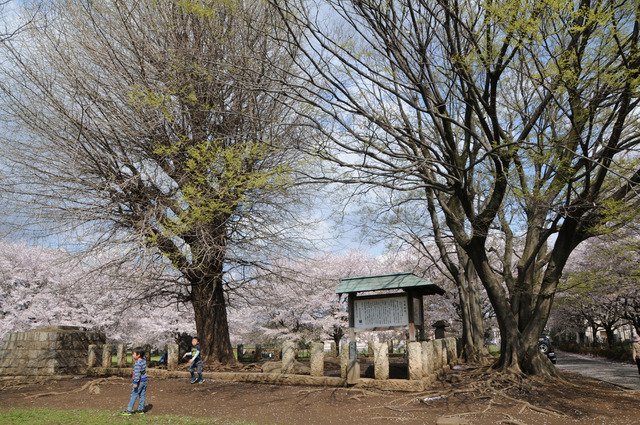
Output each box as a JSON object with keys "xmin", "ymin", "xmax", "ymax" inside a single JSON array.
[
  {"xmin": 0, "ymin": 326, "xmax": 106, "ymax": 376},
  {"xmin": 344, "ymin": 337, "xmax": 459, "ymax": 385},
  {"xmin": 86, "ymin": 336, "xmax": 459, "ymax": 392},
  {"xmin": 87, "ymin": 367, "xmax": 427, "ymax": 392}
]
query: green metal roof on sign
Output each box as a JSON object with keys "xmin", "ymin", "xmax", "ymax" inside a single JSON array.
[{"xmin": 336, "ymin": 272, "xmax": 445, "ymax": 295}]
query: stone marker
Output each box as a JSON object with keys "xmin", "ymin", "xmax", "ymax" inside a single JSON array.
[
  {"xmin": 274, "ymin": 344, "xmax": 281, "ymax": 361},
  {"xmin": 408, "ymin": 342, "xmax": 423, "ymax": 380},
  {"xmin": 167, "ymin": 344, "xmax": 179, "ymax": 371},
  {"xmin": 310, "ymin": 342, "xmax": 324, "ymax": 377},
  {"xmin": 445, "ymin": 338, "xmax": 457, "ymax": 365},
  {"xmin": 346, "ymin": 341, "xmax": 360, "ymax": 385},
  {"xmin": 87, "ymin": 345, "xmax": 99, "ymax": 369},
  {"xmin": 281, "ymin": 341, "xmax": 296, "ymax": 374},
  {"xmin": 237, "ymin": 344, "xmax": 244, "ymax": 361},
  {"xmin": 439, "ymin": 339, "xmax": 448, "ymax": 368},
  {"xmin": 340, "ymin": 343, "xmax": 349, "ymax": 379},
  {"xmin": 102, "ymin": 344, "xmax": 113, "ymax": 368},
  {"xmin": 421, "ymin": 340, "xmax": 434, "ymax": 378},
  {"xmin": 116, "ymin": 344, "xmax": 127, "ymax": 367},
  {"xmin": 433, "ymin": 340, "xmax": 443, "ymax": 372},
  {"xmin": 373, "ymin": 342, "xmax": 389, "ymax": 380}
]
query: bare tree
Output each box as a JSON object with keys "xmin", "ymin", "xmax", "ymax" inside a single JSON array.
[
  {"xmin": 270, "ymin": 0, "xmax": 640, "ymax": 376},
  {"xmin": 353, "ymin": 189, "xmax": 489, "ymax": 362},
  {"xmin": 0, "ymin": 0, "xmax": 314, "ymax": 364},
  {"xmin": 0, "ymin": 0, "xmax": 34, "ymax": 43}
]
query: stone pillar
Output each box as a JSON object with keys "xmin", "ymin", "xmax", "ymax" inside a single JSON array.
[
  {"xmin": 439, "ymin": 339, "xmax": 448, "ymax": 369},
  {"xmin": 408, "ymin": 342, "xmax": 423, "ymax": 380},
  {"xmin": 346, "ymin": 341, "xmax": 360, "ymax": 385},
  {"xmin": 167, "ymin": 344, "xmax": 179, "ymax": 371},
  {"xmin": 368, "ymin": 341, "xmax": 374, "ymax": 357},
  {"xmin": 87, "ymin": 345, "xmax": 98, "ymax": 368},
  {"xmin": 310, "ymin": 342, "xmax": 325, "ymax": 377},
  {"xmin": 330, "ymin": 342, "xmax": 337, "ymax": 357},
  {"xmin": 101, "ymin": 344, "xmax": 112, "ymax": 368},
  {"xmin": 432, "ymin": 340, "xmax": 443, "ymax": 372},
  {"xmin": 274, "ymin": 344, "xmax": 281, "ymax": 361},
  {"xmin": 116, "ymin": 344, "xmax": 127, "ymax": 367},
  {"xmin": 421, "ymin": 341, "xmax": 434, "ymax": 379},
  {"xmin": 255, "ymin": 345, "xmax": 263, "ymax": 361},
  {"xmin": 237, "ymin": 344, "xmax": 244, "ymax": 361},
  {"xmin": 281, "ymin": 341, "xmax": 296, "ymax": 374},
  {"xmin": 340, "ymin": 343, "xmax": 349, "ymax": 379},
  {"xmin": 445, "ymin": 338, "xmax": 457, "ymax": 366},
  {"xmin": 373, "ymin": 342, "xmax": 389, "ymax": 380}
]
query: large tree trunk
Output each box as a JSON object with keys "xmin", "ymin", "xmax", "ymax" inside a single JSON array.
[
  {"xmin": 603, "ymin": 325, "xmax": 616, "ymax": 348},
  {"xmin": 457, "ymin": 255, "xmax": 489, "ymax": 363},
  {"xmin": 427, "ymin": 190, "xmax": 488, "ymax": 363},
  {"xmin": 191, "ymin": 276, "xmax": 236, "ymax": 365},
  {"xmin": 467, "ymin": 237, "xmax": 559, "ymax": 377}
]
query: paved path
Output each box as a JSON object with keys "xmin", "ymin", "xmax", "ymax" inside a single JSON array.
[{"xmin": 555, "ymin": 350, "xmax": 640, "ymax": 390}]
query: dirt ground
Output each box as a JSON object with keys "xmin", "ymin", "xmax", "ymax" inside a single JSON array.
[{"xmin": 1, "ymin": 366, "xmax": 639, "ymax": 425}]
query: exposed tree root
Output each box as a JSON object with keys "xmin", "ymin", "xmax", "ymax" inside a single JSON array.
[
  {"xmin": 384, "ymin": 406, "xmax": 429, "ymax": 412},
  {"xmin": 295, "ymin": 388, "xmax": 325, "ymax": 395},
  {"xmin": 497, "ymin": 414, "xmax": 528, "ymax": 425},
  {"xmin": 370, "ymin": 416, "xmax": 414, "ymax": 421},
  {"xmin": 376, "ymin": 366, "xmax": 570, "ymax": 420},
  {"xmin": 0, "ymin": 377, "xmax": 52, "ymax": 391},
  {"xmin": 24, "ymin": 377, "xmax": 123, "ymax": 399}
]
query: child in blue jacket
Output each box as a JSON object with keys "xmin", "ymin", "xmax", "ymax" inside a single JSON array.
[
  {"xmin": 120, "ymin": 347, "xmax": 148, "ymax": 415},
  {"xmin": 183, "ymin": 337, "xmax": 204, "ymax": 384}
]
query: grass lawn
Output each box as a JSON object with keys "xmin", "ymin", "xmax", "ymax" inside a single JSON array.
[
  {"xmin": 487, "ymin": 345, "xmax": 500, "ymax": 357},
  {"xmin": 0, "ymin": 408, "xmax": 257, "ymax": 425}
]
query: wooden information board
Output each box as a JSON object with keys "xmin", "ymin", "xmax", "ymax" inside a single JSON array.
[{"xmin": 353, "ymin": 295, "xmax": 409, "ymax": 329}]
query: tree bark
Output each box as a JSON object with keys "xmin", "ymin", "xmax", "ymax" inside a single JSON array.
[
  {"xmin": 456, "ymin": 256, "xmax": 488, "ymax": 363},
  {"xmin": 191, "ymin": 276, "xmax": 236, "ymax": 365}
]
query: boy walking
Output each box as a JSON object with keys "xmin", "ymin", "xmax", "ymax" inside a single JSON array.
[
  {"xmin": 120, "ymin": 347, "xmax": 148, "ymax": 415},
  {"xmin": 183, "ymin": 337, "xmax": 204, "ymax": 384}
]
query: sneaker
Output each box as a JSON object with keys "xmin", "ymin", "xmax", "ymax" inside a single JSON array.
[
  {"xmin": 190, "ymin": 378, "xmax": 197, "ymax": 384},
  {"xmin": 198, "ymin": 378, "xmax": 205, "ymax": 384},
  {"xmin": 134, "ymin": 410, "xmax": 145, "ymax": 415},
  {"xmin": 119, "ymin": 410, "xmax": 133, "ymax": 416}
]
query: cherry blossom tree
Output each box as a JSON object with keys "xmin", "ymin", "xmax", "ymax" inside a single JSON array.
[
  {"xmin": 228, "ymin": 251, "xmax": 381, "ymax": 346},
  {"xmin": 554, "ymin": 231, "xmax": 640, "ymax": 345},
  {"xmin": 0, "ymin": 240, "xmax": 194, "ymax": 347},
  {"xmin": 0, "ymin": 0, "xmax": 315, "ymax": 364},
  {"xmin": 228, "ymin": 249, "xmax": 459, "ymax": 350}
]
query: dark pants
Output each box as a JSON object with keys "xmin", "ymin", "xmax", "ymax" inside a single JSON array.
[
  {"xmin": 636, "ymin": 358, "xmax": 640, "ymax": 375},
  {"xmin": 190, "ymin": 360, "xmax": 202, "ymax": 381}
]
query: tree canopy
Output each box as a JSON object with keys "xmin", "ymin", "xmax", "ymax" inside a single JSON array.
[
  {"xmin": 269, "ymin": 0, "xmax": 640, "ymax": 375},
  {"xmin": 0, "ymin": 0, "xmax": 315, "ymax": 363}
]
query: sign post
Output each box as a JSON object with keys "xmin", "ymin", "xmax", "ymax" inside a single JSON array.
[
  {"xmin": 336, "ymin": 273, "xmax": 445, "ymax": 384},
  {"xmin": 347, "ymin": 293, "xmax": 360, "ymax": 384}
]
